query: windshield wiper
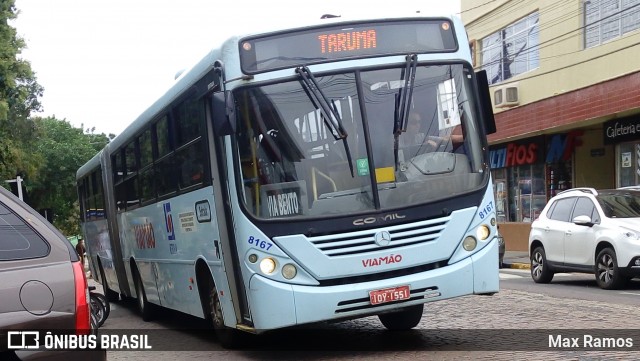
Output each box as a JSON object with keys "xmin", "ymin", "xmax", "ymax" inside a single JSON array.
[
  {"xmin": 296, "ymin": 66, "xmax": 354, "ymax": 176},
  {"xmin": 394, "ymin": 54, "xmax": 418, "ymax": 136},
  {"xmin": 393, "ymin": 54, "xmax": 418, "ymax": 169}
]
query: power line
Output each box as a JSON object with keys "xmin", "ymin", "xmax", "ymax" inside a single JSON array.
[
  {"xmin": 488, "ymin": 40, "xmax": 640, "ymax": 86},
  {"xmin": 476, "ymin": 3, "xmax": 640, "ymax": 70},
  {"xmin": 456, "ymin": 0, "xmax": 501, "ymax": 14},
  {"xmin": 469, "ymin": 0, "xmax": 571, "ymax": 36}
]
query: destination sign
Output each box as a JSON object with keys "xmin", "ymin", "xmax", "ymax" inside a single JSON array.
[
  {"xmin": 239, "ymin": 19, "xmax": 457, "ymax": 74},
  {"xmin": 259, "ymin": 181, "xmax": 308, "ymax": 219}
]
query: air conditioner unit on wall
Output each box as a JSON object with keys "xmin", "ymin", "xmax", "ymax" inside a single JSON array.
[{"xmin": 493, "ymin": 83, "xmax": 520, "ymax": 108}]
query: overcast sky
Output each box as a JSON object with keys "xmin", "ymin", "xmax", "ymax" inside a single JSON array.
[{"xmin": 13, "ymin": 0, "xmax": 461, "ymax": 136}]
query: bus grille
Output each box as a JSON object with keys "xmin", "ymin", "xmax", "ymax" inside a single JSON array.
[{"xmin": 307, "ymin": 217, "xmax": 449, "ymax": 257}]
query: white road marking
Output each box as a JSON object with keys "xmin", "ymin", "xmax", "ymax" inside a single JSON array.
[
  {"xmin": 499, "ymin": 273, "xmax": 523, "ymax": 280},
  {"xmin": 619, "ymin": 292, "xmax": 640, "ymax": 296},
  {"xmin": 500, "ymin": 269, "xmax": 589, "ymax": 280}
]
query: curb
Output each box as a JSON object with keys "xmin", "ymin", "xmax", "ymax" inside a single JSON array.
[{"xmin": 506, "ymin": 262, "xmax": 530, "ymax": 270}]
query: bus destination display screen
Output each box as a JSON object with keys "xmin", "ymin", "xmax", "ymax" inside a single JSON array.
[{"xmin": 239, "ymin": 19, "xmax": 457, "ymax": 74}]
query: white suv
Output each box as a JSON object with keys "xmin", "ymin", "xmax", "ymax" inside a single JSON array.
[{"xmin": 528, "ymin": 187, "xmax": 640, "ymax": 289}]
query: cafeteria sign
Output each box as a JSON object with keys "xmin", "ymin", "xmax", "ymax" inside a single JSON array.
[{"xmin": 603, "ymin": 116, "xmax": 640, "ymax": 145}]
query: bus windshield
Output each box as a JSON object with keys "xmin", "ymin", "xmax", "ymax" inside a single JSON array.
[{"xmin": 234, "ymin": 63, "xmax": 485, "ymax": 219}]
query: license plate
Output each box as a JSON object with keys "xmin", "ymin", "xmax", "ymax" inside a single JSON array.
[{"xmin": 368, "ymin": 285, "xmax": 410, "ymax": 305}]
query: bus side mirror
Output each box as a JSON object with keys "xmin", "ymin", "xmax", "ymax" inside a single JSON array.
[
  {"xmin": 475, "ymin": 70, "xmax": 497, "ymax": 135},
  {"xmin": 212, "ymin": 91, "xmax": 236, "ymax": 136}
]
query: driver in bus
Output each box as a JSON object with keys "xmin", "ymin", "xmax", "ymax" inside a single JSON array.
[{"xmin": 401, "ymin": 111, "xmax": 463, "ymax": 151}]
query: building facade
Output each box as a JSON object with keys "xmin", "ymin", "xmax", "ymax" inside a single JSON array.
[{"xmin": 461, "ymin": 0, "xmax": 640, "ymax": 250}]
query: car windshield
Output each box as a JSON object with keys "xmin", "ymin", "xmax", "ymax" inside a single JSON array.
[
  {"xmin": 597, "ymin": 192, "xmax": 640, "ymax": 218},
  {"xmin": 233, "ymin": 63, "xmax": 486, "ymax": 220}
]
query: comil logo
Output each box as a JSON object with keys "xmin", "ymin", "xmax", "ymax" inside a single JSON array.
[{"xmin": 7, "ymin": 331, "xmax": 40, "ymax": 349}]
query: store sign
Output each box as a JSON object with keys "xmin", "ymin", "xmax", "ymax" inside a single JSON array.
[
  {"xmin": 603, "ymin": 116, "xmax": 640, "ymax": 145},
  {"xmin": 546, "ymin": 130, "xmax": 583, "ymax": 163},
  {"xmin": 489, "ymin": 137, "xmax": 544, "ymax": 169}
]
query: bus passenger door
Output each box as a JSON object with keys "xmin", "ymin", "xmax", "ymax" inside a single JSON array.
[{"xmin": 207, "ymin": 89, "xmax": 249, "ymax": 328}]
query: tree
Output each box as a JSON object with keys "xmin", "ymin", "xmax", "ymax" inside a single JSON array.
[
  {"xmin": 0, "ymin": 0, "xmax": 44, "ymax": 183},
  {"xmin": 28, "ymin": 117, "xmax": 110, "ymax": 235}
]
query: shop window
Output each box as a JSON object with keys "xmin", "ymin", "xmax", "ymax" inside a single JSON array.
[
  {"xmin": 507, "ymin": 163, "xmax": 546, "ymax": 222},
  {"xmin": 492, "ymin": 168, "xmax": 508, "ymax": 223},
  {"xmin": 617, "ymin": 142, "xmax": 640, "ymax": 187}
]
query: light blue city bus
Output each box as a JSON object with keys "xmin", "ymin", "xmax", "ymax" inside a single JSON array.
[{"xmin": 77, "ymin": 13, "xmax": 499, "ymax": 347}]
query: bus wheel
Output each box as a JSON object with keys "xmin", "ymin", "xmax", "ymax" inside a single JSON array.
[
  {"xmin": 208, "ymin": 287, "xmax": 243, "ymax": 349},
  {"xmin": 378, "ymin": 304, "xmax": 424, "ymax": 330},
  {"xmin": 134, "ymin": 270, "xmax": 153, "ymax": 322}
]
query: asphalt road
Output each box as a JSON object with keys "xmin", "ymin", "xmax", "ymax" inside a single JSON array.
[{"xmin": 499, "ymin": 268, "xmax": 640, "ymax": 306}]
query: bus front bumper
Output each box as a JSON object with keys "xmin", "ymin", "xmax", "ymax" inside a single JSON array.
[{"xmin": 246, "ymin": 238, "xmax": 499, "ymax": 331}]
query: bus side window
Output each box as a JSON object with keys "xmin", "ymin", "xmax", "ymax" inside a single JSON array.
[{"xmin": 178, "ymin": 142, "xmax": 205, "ymax": 189}]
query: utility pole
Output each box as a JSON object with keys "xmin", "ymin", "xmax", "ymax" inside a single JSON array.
[{"xmin": 5, "ymin": 175, "xmax": 24, "ymax": 201}]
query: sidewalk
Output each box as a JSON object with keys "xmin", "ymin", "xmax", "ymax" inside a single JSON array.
[{"xmin": 502, "ymin": 250, "xmax": 530, "ymax": 269}]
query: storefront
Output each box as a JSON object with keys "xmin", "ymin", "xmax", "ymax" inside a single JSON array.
[
  {"xmin": 489, "ymin": 131, "xmax": 581, "ymax": 250},
  {"xmin": 603, "ymin": 116, "xmax": 640, "ymax": 188}
]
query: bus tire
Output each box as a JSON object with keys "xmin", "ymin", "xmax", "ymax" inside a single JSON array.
[
  {"xmin": 99, "ymin": 263, "xmax": 120, "ymax": 302},
  {"xmin": 209, "ymin": 287, "xmax": 243, "ymax": 349},
  {"xmin": 134, "ymin": 269, "xmax": 154, "ymax": 322},
  {"xmin": 378, "ymin": 304, "xmax": 424, "ymax": 330}
]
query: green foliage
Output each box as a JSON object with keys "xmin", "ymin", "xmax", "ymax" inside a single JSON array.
[
  {"xmin": 0, "ymin": 0, "xmax": 43, "ymax": 183},
  {"xmin": 28, "ymin": 117, "xmax": 110, "ymax": 235},
  {"xmin": 0, "ymin": 1, "xmax": 113, "ymax": 235}
]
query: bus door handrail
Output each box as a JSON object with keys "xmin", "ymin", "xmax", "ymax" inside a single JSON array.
[{"xmin": 311, "ymin": 166, "xmax": 337, "ymax": 201}]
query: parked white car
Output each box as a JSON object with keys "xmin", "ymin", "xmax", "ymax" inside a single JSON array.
[{"xmin": 528, "ymin": 187, "xmax": 640, "ymax": 289}]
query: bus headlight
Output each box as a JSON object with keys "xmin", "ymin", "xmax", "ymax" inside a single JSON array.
[
  {"xmin": 463, "ymin": 236, "xmax": 477, "ymax": 251},
  {"xmin": 259, "ymin": 258, "xmax": 276, "ymax": 274},
  {"xmin": 476, "ymin": 225, "xmax": 490, "ymax": 240},
  {"xmin": 282, "ymin": 264, "xmax": 297, "ymax": 279}
]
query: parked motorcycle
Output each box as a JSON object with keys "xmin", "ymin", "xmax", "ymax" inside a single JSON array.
[{"xmin": 89, "ymin": 285, "xmax": 110, "ymax": 327}]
